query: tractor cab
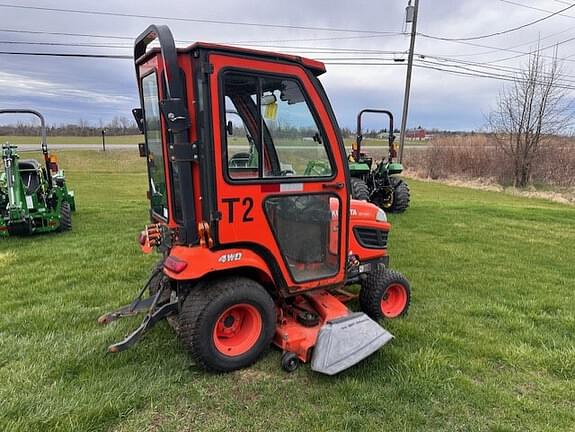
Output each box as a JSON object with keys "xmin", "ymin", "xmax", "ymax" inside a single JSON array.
[{"xmin": 100, "ymin": 25, "xmax": 411, "ymax": 375}]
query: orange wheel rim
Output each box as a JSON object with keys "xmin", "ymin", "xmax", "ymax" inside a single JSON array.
[
  {"xmin": 213, "ymin": 304, "xmax": 262, "ymax": 357},
  {"xmin": 380, "ymin": 284, "xmax": 408, "ymax": 318}
]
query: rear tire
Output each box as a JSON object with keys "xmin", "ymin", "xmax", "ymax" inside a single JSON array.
[
  {"xmin": 58, "ymin": 201, "xmax": 72, "ymax": 231},
  {"xmin": 359, "ymin": 268, "xmax": 411, "ymax": 320},
  {"xmin": 389, "ymin": 178, "xmax": 410, "ymax": 213},
  {"xmin": 179, "ymin": 277, "xmax": 275, "ymax": 372},
  {"xmin": 350, "ymin": 177, "xmax": 370, "ymax": 201}
]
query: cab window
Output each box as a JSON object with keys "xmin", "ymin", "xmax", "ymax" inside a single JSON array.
[
  {"xmin": 142, "ymin": 72, "xmax": 168, "ymax": 219},
  {"xmin": 223, "ymin": 72, "xmax": 333, "ymax": 180}
]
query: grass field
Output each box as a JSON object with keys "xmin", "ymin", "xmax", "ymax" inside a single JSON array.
[
  {"xmin": 0, "ymin": 135, "xmax": 141, "ymax": 145},
  {"xmin": 1, "ymin": 151, "xmax": 574, "ymax": 431}
]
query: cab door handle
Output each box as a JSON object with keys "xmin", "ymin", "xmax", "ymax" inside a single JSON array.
[{"xmin": 323, "ymin": 182, "xmax": 344, "ymax": 190}]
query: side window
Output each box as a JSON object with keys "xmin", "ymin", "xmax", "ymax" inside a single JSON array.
[
  {"xmin": 223, "ymin": 72, "xmax": 333, "ymax": 180},
  {"xmin": 142, "ymin": 72, "xmax": 168, "ymax": 219}
]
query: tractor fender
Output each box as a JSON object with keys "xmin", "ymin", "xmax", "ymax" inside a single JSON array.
[{"xmin": 163, "ymin": 245, "xmax": 275, "ymax": 283}]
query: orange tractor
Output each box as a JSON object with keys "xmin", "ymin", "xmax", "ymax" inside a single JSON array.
[{"xmin": 99, "ymin": 25, "xmax": 411, "ymax": 375}]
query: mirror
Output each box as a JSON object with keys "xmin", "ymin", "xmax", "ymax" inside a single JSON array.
[
  {"xmin": 132, "ymin": 108, "xmax": 144, "ymax": 133},
  {"xmin": 226, "ymin": 120, "xmax": 234, "ymax": 135},
  {"xmin": 138, "ymin": 143, "xmax": 147, "ymax": 158},
  {"xmin": 280, "ymin": 81, "xmax": 305, "ymax": 105}
]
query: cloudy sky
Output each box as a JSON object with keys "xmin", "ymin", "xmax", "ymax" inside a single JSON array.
[{"xmin": 0, "ymin": 0, "xmax": 574, "ymax": 130}]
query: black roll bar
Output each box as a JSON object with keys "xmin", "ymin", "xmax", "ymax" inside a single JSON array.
[
  {"xmin": 0, "ymin": 109, "xmax": 52, "ymax": 188},
  {"xmin": 354, "ymin": 109, "xmax": 395, "ymax": 163},
  {"xmin": 134, "ymin": 24, "xmax": 197, "ymax": 245}
]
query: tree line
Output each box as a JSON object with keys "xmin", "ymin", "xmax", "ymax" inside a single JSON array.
[{"xmin": 0, "ymin": 116, "xmax": 140, "ymax": 136}]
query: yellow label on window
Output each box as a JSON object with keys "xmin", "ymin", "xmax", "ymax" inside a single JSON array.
[{"xmin": 264, "ymin": 102, "xmax": 278, "ymax": 120}]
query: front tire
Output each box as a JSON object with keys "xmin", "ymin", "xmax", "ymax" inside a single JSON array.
[
  {"xmin": 179, "ymin": 277, "xmax": 276, "ymax": 372},
  {"xmin": 359, "ymin": 269, "xmax": 411, "ymax": 320},
  {"xmin": 58, "ymin": 201, "xmax": 72, "ymax": 231}
]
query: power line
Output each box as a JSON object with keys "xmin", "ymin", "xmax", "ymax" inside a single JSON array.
[
  {"xmin": 0, "ymin": 27, "xmax": 134, "ymax": 41},
  {"xmin": 421, "ymin": 54, "xmax": 575, "ymax": 83},
  {"xmin": 3, "ymin": 2, "xmax": 573, "ymax": 46},
  {"xmin": 4, "ymin": 37, "xmax": 575, "ymax": 84},
  {"xmin": 0, "ymin": 40, "xmax": 130, "ymax": 49},
  {"xmin": 4, "ymin": 49, "xmax": 575, "ymax": 90},
  {"xmin": 0, "ymin": 37, "xmax": 411, "ymax": 56},
  {"xmin": 430, "ymin": 23, "xmax": 575, "ymax": 59},
  {"xmin": 483, "ymin": 33, "xmax": 575, "ymax": 64},
  {"xmin": 0, "ymin": 51, "xmax": 130, "ymax": 59},
  {"xmin": 499, "ymin": 0, "xmax": 575, "ymax": 19},
  {"xmin": 417, "ymin": 33, "xmax": 575, "ymax": 65},
  {"xmin": 313, "ymin": 54, "xmax": 575, "ymax": 86},
  {"xmin": 2, "ymin": 23, "xmax": 575, "ymax": 66},
  {"xmin": 0, "ymin": 3, "xmax": 404, "ymax": 36},
  {"xmin": 419, "ymin": 2, "xmax": 575, "ymax": 41},
  {"xmin": 233, "ymin": 33, "xmax": 406, "ymax": 45},
  {"xmin": 5, "ymin": 31, "xmax": 575, "ymax": 80},
  {"xmin": 3, "ymin": 3, "xmax": 575, "ymax": 66}
]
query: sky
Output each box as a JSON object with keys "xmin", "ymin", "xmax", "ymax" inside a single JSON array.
[{"xmin": 0, "ymin": 0, "xmax": 575, "ymax": 131}]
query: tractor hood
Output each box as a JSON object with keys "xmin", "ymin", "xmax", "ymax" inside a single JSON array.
[{"xmin": 349, "ymin": 199, "xmax": 390, "ymax": 230}]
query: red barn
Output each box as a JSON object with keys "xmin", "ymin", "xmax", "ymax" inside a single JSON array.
[{"xmin": 406, "ymin": 127, "xmax": 426, "ymax": 140}]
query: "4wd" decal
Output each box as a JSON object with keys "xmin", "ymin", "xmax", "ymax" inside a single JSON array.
[{"xmin": 217, "ymin": 252, "xmax": 243, "ymax": 263}]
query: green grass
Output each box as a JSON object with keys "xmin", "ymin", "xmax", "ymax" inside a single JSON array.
[
  {"xmin": 1, "ymin": 151, "xmax": 574, "ymax": 431},
  {"xmin": 0, "ymin": 135, "xmax": 141, "ymax": 145}
]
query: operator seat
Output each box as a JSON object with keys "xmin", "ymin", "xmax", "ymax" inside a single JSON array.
[{"xmin": 18, "ymin": 159, "xmax": 41, "ymax": 194}]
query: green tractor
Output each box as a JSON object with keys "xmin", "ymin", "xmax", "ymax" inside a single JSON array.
[
  {"xmin": 348, "ymin": 109, "xmax": 410, "ymax": 213},
  {"xmin": 0, "ymin": 109, "xmax": 75, "ymax": 237}
]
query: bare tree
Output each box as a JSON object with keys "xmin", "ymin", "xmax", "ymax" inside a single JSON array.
[{"xmin": 489, "ymin": 48, "xmax": 573, "ymax": 187}]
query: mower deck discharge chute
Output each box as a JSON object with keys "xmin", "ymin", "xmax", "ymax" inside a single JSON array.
[
  {"xmin": 311, "ymin": 312, "xmax": 393, "ymax": 375},
  {"xmin": 99, "ymin": 25, "xmax": 411, "ymax": 374},
  {"xmin": 0, "ymin": 109, "xmax": 75, "ymax": 237}
]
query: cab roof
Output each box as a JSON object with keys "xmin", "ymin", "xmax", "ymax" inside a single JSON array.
[{"xmin": 139, "ymin": 42, "xmax": 327, "ymax": 76}]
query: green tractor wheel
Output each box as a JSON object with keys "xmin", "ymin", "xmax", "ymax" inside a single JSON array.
[
  {"xmin": 58, "ymin": 201, "xmax": 72, "ymax": 231},
  {"xmin": 350, "ymin": 177, "xmax": 369, "ymax": 201},
  {"xmin": 370, "ymin": 177, "xmax": 410, "ymax": 213},
  {"xmin": 388, "ymin": 177, "xmax": 410, "ymax": 213}
]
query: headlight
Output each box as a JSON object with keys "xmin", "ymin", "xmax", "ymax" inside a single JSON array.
[{"xmin": 376, "ymin": 208, "xmax": 387, "ymax": 222}]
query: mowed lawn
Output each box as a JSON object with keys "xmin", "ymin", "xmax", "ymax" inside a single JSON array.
[{"xmin": 1, "ymin": 151, "xmax": 574, "ymax": 431}]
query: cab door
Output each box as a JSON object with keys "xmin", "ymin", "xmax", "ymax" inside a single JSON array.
[{"xmin": 208, "ymin": 53, "xmax": 350, "ymax": 291}]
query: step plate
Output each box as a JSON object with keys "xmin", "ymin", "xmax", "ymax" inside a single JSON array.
[{"xmin": 311, "ymin": 312, "xmax": 393, "ymax": 375}]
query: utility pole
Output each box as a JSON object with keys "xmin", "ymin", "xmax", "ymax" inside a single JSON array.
[
  {"xmin": 101, "ymin": 129, "xmax": 106, "ymax": 152},
  {"xmin": 398, "ymin": 0, "xmax": 419, "ymax": 163}
]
